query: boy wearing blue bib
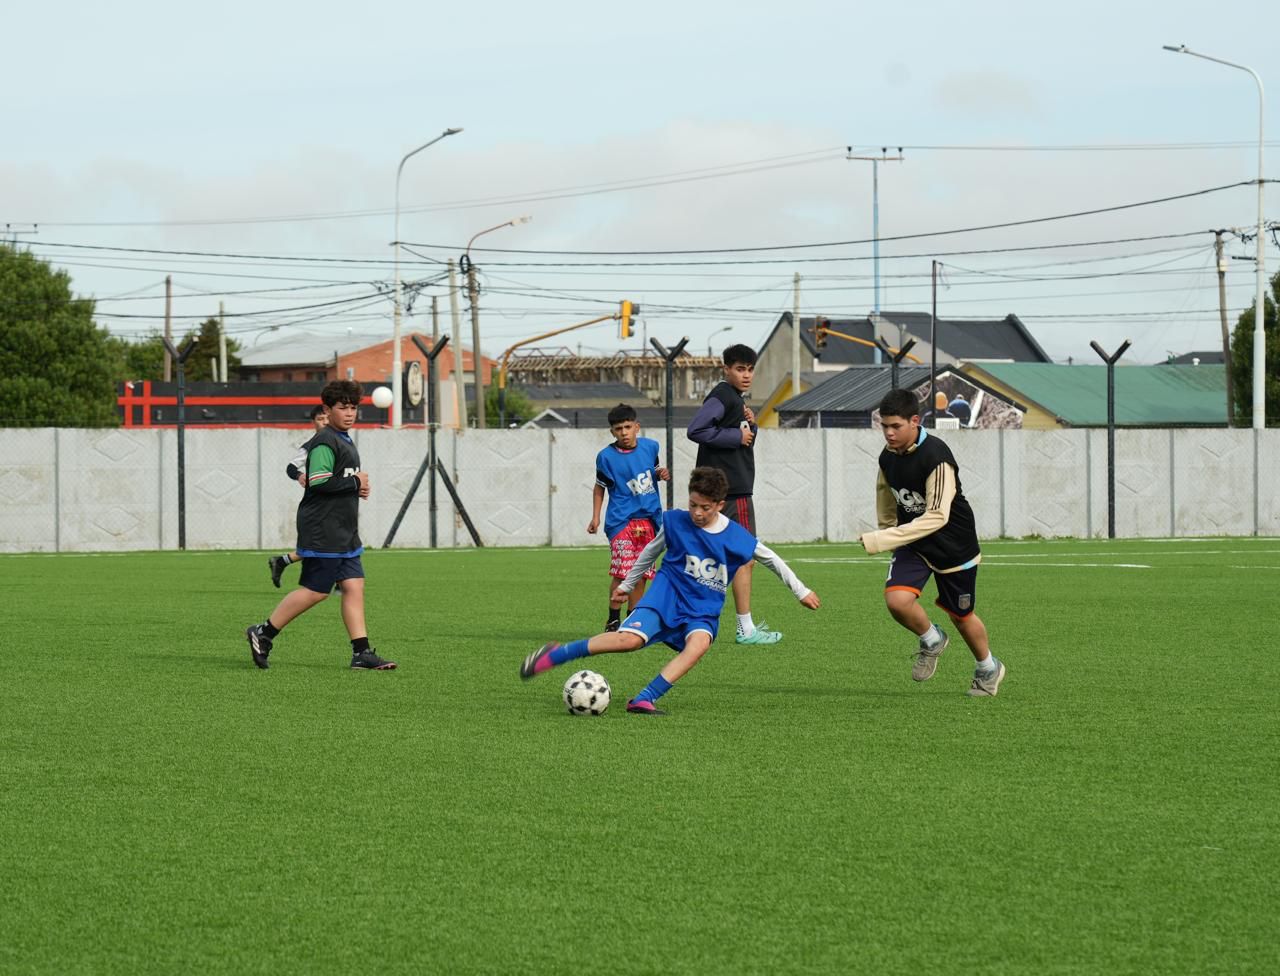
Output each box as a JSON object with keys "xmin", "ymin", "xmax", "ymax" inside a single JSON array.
[
  {"xmin": 522, "ymin": 467, "xmax": 821, "ymax": 714},
  {"xmin": 588, "ymin": 404, "xmax": 669, "ymax": 631}
]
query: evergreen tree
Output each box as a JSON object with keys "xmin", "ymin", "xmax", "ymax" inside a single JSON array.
[
  {"xmin": 1229, "ymin": 268, "xmax": 1279, "ymax": 426},
  {"xmin": 0, "ymin": 245, "xmax": 119, "ymax": 427}
]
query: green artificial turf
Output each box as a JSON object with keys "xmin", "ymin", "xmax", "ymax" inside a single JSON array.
[{"xmin": 1, "ymin": 539, "xmax": 1277, "ymax": 975}]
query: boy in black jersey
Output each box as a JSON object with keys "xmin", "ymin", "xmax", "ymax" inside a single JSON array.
[
  {"xmin": 687, "ymin": 344, "xmax": 780, "ymax": 645},
  {"xmin": 244, "ymin": 380, "xmax": 396, "ymax": 671},
  {"xmin": 858, "ymin": 389, "xmax": 1006, "ymax": 697}
]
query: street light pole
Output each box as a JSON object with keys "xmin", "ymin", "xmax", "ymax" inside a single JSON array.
[
  {"xmin": 463, "ymin": 216, "xmax": 532, "ymax": 429},
  {"xmin": 847, "ymin": 147, "xmax": 905, "ymax": 357},
  {"xmin": 392, "ymin": 127, "xmax": 462, "ymax": 428},
  {"xmin": 1164, "ymin": 44, "xmax": 1267, "ymax": 429}
]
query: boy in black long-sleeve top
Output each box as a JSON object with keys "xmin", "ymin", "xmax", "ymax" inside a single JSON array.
[{"xmin": 686, "ymin": 344, "xmax": 780, "ymax": 645}]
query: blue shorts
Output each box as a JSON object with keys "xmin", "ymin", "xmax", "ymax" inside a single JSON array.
[
  {"xmin": 619, "ymin": 605, "xmax": 718, "ymax": 652},
  {"xmin": 885, "ymin": 547, "xmax": 977, "ymax": 618},
  {"xmin": 299, "ymin": 556, "xmax": 365, "ymax": 594}
]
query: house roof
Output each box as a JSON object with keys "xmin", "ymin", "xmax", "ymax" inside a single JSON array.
[
  {"xmin": 776, "ymin": 365, "xmax": 934, "ymax": 413},
  {"xmin": 762, "ymin": 312, "xmax": 1051, "ymax": 366},
  {"xmin": 1164, "ymin": 350, "xmax": 1225, "ymax": 365},
  {"xmin": 238, "ymin": 332, "xmax": 385, "ymax": 367},
  {"xmin": 966, "ymin": 362, "xmax": 1228, "ymax": 427},
  {"xmin": 517, "ymin": 382, "xmax": 648, "ymax": 403}
]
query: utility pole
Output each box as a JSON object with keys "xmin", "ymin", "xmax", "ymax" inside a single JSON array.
[
  {"xmin": 1214, "ymin": 231, "xmax": 1235, "ymax": 426},
  {"xmin": 218, "ymin": 301, "xmax": 228, "ymax": 382},
  {"xmin": 431, "ymin": 295, "xmax": 440, "ymax": 428},
  {"xmin": 163, "ymin": 275, "xmax": 173, "ymax": 382},
  {"xmin": 467, "ymin": 262, "xmax": 486, "ymax": 428},
  {"xmin": 846, "ymin": 147, "xmax": 904, "ymax": 359},
  {"xmin": 791, "ymin": 272, "xmax": 802, "ymax": 398},
  {"xmin": 448, "ymin": 259, "xmax": 468, "ymax": 429},
  {"xmin": 928, "ymin": 260, "xmax": 939, "ymax": 426}
]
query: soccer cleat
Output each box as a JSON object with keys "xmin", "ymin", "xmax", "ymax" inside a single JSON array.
[
  {"xmin": 351, "ymin": 648, "xmax": 397, "ymax": 670},
  {"xmin": 967, "ymin": 658, "xmax": 1006, "ymax": 697},
  {"xmin": 626, "ymin": 698, "xmax": 666, "ymax": 715},
  {"xmin": 520, "ymin": 642, "xmax": 560, "ymax": 680},
  {"xmin": 735, "ymin": 623, "xmax": 782, "ymax": 645},
  {"xmin": 911, "ymin": 627, "xmax": 949, "ymax": 681},
  {"xmin": 268, "ymin": 555, "xmax": 288, "ymax": 588},
  {"xmin": 604, "ymin": 616, "xmax": 621, "ymax": 633},
  {"xmin": 245, "ymin": 625, "xmax": 272, "ymax": 669}
]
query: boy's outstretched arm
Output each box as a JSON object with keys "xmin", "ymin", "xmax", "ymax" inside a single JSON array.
[
  {"xmin": 860, "ymin": 462, "xmax": 955, "ymax": 555},
  {"xmin": 753, "ymin": 542, "xmax": 821, "ymax": 609},
  {"xmin": 612, "ymin": 529, "xmax": 667, "ymax": 606}
]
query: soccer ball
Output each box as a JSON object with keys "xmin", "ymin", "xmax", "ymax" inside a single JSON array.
[
  {"xmin": 371, "ymin": 386, "xmax": 394, "ymax": 409},
  {"xmin": 563, "ymin": 670, "xmax": 611, "ymax": 716}
]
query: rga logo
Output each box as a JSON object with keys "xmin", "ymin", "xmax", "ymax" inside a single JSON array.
[
  {"xmin": 684, "ymin": 555, "xmax": 729, "ymax": 592},
  {"xmin": 892, "ymin": 487, "xmax": 926, "ymax": 514},
  {"xmin": 626, "ymin": 470, "xmax": 656, "ymax": 496},
  {"xmin": 343, "ymin": 467, "xmax": 360, "ymax": 478}
]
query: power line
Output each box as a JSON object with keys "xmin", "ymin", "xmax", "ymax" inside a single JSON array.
[{"xmin": 404, "ymin": 181, "xmax": 1258, "ymax": 256}]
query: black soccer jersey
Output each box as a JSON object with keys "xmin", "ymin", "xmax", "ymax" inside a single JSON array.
[
  {"xmin": 877, "ymin": 429, "xmax": 980, "ymax": 569},
  {"xmin": 694, "ymin": 381, "xmax": 755, "ymax": 496},
  {"xmin": 296, "ymin": 428, "xmax": 363, "ymax": 555}
]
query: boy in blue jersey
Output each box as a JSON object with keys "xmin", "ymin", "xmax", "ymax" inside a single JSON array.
[
  {"xmin": 244, "ymin": 380, "xmax": 396, "ymax": 671},
  {"xmin": 522, "ymin": 467, "xmax": 821, "ymax": 714},
  {"xmin": 587, "ymin": 403, "xmax": 669, "ymax": 631}
]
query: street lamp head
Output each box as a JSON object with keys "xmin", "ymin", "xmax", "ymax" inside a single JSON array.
[
  {"xmin": 1162, "ymin": 44, "xmax": 1187, "ymax": 53},
  {"xmin": 444, "ymin": 127, "xmax": 463, "ymax": 136},
  {"xmin": 513, "ymin": 215, "xmax": 533, "ymax": 225}
]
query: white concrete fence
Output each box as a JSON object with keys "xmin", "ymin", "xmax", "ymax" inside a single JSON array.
[{"xmin": 2, "ymin": 427, "xmax": 1277, "ymax": 553}]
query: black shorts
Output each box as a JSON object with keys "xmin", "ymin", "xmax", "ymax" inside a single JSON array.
[
  {"xmin": 299, "ymin": 555, "xmax": 365, "ymax": 594},
  {"xmin": 885, "ymin": 546, "xmax": 977, "ymax": 618},
  {"xmin": 724, "ymin": 495, "xmax": 756, "ymax": 535}
]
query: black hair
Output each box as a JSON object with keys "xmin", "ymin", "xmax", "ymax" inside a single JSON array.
[
  {"xmin": 688, "ymin": 466, "xmax": 729, "ymax": 502},
  {"xmin": 722, "ymin": 343, "xmax": 758, "ymax": 367},
  {"xmin": 308, "ymin": 403, "xmax": 327, "ymax": 420},
  {"xmin": 878, "ymin": 388, "xmax": 921, "ymax": 420},
  {"xmin": 320, "ymin": 379, "xmax": 363, "ymax": 407},
  {"xmin": 607, "ymin": 403, "xmax": 638, "ymax": 426}
]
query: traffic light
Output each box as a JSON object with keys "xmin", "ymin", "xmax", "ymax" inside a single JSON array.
[
  {"xmin": 815, "ymin": 315, "xmax": 830, "ymax": 347},
  {"xmin": 619, "ymin": 300, "xmax": 639, "ymax": 339}
]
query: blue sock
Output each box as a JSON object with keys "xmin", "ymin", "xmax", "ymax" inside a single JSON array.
[
  {"xmin": 549, "ymin": 639, "xmax": 591, "ymax": 666},
  {"xmin": 633, "ymin": 674, "xmax": 672, "ymax": 704}
]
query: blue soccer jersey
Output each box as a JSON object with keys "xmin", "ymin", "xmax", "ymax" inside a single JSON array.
[
  {"xmin": 595, "ymin": 437, "xmax": 664, "ymax": 539},
  {"xmin": 638, "ymin": 509, "xmax": 758, "ymax": 625}
]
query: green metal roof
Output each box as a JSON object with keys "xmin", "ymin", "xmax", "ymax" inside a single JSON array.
[{"xmin": 969, "ymin": 363, "xmax": 1227, "ymax": 426}]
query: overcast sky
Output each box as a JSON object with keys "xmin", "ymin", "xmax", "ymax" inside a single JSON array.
[{"xmin": 3, "ymin": 0, "xmax": 1276, "ymax": 366}]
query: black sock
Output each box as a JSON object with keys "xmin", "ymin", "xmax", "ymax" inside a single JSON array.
[
  {"xmin": 608, "ymin": 606, "xmax": 621, "ymax": 623},
  {"xmin": 280, "ymin": 553, "xmax": 293, "ymax": 565},
  {"xmin": 351, "ymin": 637, "xmax": 370, "ymax": 655},
  {"xmin": 260, "ymin": 620, "xmax": 280, "ymax": 639}
]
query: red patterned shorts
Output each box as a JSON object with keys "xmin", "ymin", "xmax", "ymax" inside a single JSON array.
[{"xmin": 609, "ymin": 518, "xmax": 658, "ymax": 580}]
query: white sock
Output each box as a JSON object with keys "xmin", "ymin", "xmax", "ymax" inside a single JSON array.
[
  {"xmin": 920, "ymin": 624, "xmax": 942, "ymax": 648},
  {"xmin": 975, "ymin": 654, "xmax": 997, "ymax": 675},
  {"xmin": 736, "ymin": 613, "xmax": 755, "ymax": 635}
]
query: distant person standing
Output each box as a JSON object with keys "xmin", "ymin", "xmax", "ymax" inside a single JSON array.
[
  {"xmin": 948, "ymin": 394, "xmax": 972, "ymax": 426},
  {"xmin": 588, "ymin": 403, "xmax": 669, "ymax": 632},
  {"xmin": 269, "ymin": 403, "xmax": 329, "ymax": 588},
  {"xmin": 686, "ymin": 344, "xmax": 779, "ymax": 645}
]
